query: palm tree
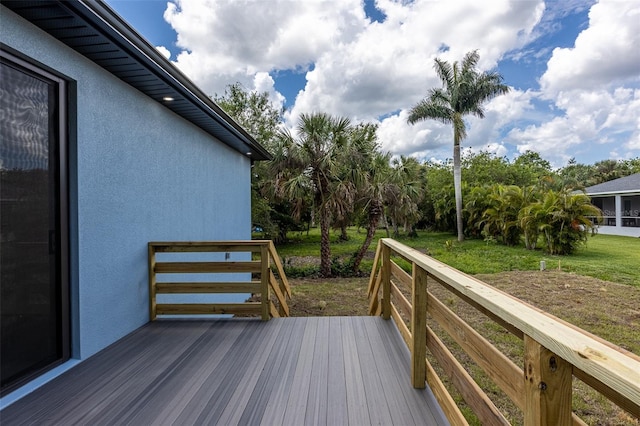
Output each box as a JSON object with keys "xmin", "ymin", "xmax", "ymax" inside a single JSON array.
[
  {"xmin": 387, "ymin": 156, "xmax": 423, "ymax": 237},
  {"xmin": 351, "ymin": 150, "xmax": 393, "ymax": 272},
  {"xmin": 270, "ymin": 112, "xmax": 352, "ymax": 277},
  {"xmin": 407, "ymin": 50, "xmax": 510, "ymax": 241}
]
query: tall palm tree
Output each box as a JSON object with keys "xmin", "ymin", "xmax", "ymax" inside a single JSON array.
[
  {"xmin": 407, "ymin": 50, "xmax": 510, "ymax": 241},
  {"xmin": 270, "ymin": 112, "xmax": 352, "ymax": 277}
]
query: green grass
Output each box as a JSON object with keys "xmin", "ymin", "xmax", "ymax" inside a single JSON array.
[{"xmin": 269, "ymin": 227, "xmax": 639, "ymax": 286}]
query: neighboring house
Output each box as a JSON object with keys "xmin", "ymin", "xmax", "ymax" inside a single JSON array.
[
  {"xmin": 0, "ymin": 0, "xmax": 269, "ymax": 403},
  {"xmin": 585, "ymin": 173, "xmax": 640, "ymax": 237}
]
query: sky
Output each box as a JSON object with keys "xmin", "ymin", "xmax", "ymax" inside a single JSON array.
[{"xmin": 105, "ymin": 0, "xmax": 640, "ymax": 168}]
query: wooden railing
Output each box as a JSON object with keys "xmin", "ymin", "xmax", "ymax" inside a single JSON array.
[
  {"xmin": 148, "ymin": 241, "xmax": 290, "ymax": 320},
  {"xmin": 368, "ymin": 238, "xmax": 640, "ymax": 425}
]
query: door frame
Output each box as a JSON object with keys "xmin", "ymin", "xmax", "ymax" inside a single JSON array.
[{"xmin": 0, "ymin": 47, "xmax": 70, "ymax": 396}]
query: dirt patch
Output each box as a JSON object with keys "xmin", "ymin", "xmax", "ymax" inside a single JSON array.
[{"xmin": 476, "ymin": 270, "xmax": 640, "ymax": 354}]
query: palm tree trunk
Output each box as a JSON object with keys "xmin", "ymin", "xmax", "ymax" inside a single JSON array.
[
  {"xmin": 319, "ymin": 205, "xmax": 332, "ymax": 277},
  {"xmin": 340, "ymin": 223, "xmax": 348, "ymax": 241},
  {"xmin": 453, "ymin": 141, "xmax": 464, "ymax": 242},
  {"xmin": 351, "ymin": 201, "xmax": 382, "ymax": 272},
  {"xmin": 382, "ymin": 212, "xmax": 390, "ymax": 238}
]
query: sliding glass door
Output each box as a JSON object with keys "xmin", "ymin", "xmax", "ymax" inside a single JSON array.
[{"xmin": 1, "ymin": 51, "xmax": 69, "ymax": 394}]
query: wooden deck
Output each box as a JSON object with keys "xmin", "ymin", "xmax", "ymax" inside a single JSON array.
[{"xmin": 1, "ymin": 317, "xmax": 448, "ymax": 425}]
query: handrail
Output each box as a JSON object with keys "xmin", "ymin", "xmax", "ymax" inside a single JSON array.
[
  {"xmin": 148, "ymin": 240, "xmax": 290, "ymax": 320},
  {"xmin": 368, "ymin": 238, "xmax": 640, "ymax": 425}
]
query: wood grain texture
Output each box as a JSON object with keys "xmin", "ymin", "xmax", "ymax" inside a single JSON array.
[
  {"xmin": 381, "ymin": 244, "xmax": 391, "ymax": 320},
  {"xmin": 411, "ymin": 264, "xmax": 427, "ymax": 388},
  {"xmin": 427, "ymin": 325, "xmax": 510, "ymax": 425},
  {"xmin": 155, "ymin": 282, "xmax": 261, "ymax": 294},
  {"xmin": 149, "ymin": 241, "xmax": 267, "ymax": 253},
  {"xmin": 427, "ymin": 290, "xmax": 524, "ymax": 408},
  {"xmin": 425, "ymin": 357, "xmax": 469, "ymax": 426},
  {"xmin": 524, "ymin": 335, "xmax": 573, "ymax": 426},
  {"xmin": 268, "ymin": 241, "xmax": 291, "ymax": 298},
  {"xmin": 148, "ymin": 244, "xmax": 157, "ymax": 321},
  {"xmin": 156, "ymin": 303, "xmax": 261, "ymax": 315},
  {"xmin": 154, "ymin": 261, "xmax": 262, "ymax": 273},
  {"xmin": 380, "ymin": 238, "xmax": 640, "ymax": 412},
  {"xmin": 367, "ymin": 240, "xmax": 381, "ymax": 297}
]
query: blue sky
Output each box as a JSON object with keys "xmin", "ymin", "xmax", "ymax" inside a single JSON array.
[{"xmin": 106, "ymin": 0, "xmax": 639, "ymax": 168}]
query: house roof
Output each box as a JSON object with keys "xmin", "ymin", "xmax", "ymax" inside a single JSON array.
[
  {"xmin": 585, "ymin": 173, "xmax": 640, "ymax": 195},
  {"xmin": 2, "ymin": 0, "xmax": 271, "ymax": 161}
]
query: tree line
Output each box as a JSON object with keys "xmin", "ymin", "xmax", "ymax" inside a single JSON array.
[{"xmin": 215, "ymin": 53, "xmax": 639, "ymax": 277}]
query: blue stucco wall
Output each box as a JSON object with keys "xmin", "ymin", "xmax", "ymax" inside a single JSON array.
[{"xmin": 1, "ymin": 7, "xmax": 252, "ymax": 359}]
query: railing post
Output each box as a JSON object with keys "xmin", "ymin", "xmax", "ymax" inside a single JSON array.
[
  {"xmin": 260, "ymin": 243, "xmax": 270, "ymax": 321},
  {"xmin": 524, "ymin": 335, "xmax": 572, "ymax": 426},
  {"xmin": 411, "ymin": 263, "xmax": 427, "ymax": 388},
  {"xmin": 381, "ymin": 243, "xmax": 391, "ymax": 320},
  {"xmin": 148, "ymin": 243, "xmax": 156, "ymax": 321}
]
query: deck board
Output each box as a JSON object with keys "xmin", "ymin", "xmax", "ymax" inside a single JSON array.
[{"xmin": 1, "ymin": 317, "xmax": 449, "ymax": 425}]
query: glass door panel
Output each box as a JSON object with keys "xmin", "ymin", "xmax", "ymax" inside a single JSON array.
[{"xmin": 0, "ymin": 57, "xmax": 68, "ymax": 393}]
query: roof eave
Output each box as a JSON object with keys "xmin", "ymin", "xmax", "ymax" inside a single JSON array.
[{"xmin": 3, "ymin": 0, "xmax": 271, "ymax": 161}]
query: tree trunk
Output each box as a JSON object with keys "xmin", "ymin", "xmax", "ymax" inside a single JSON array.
[
  {"xmin": 392, "ymin": 217, "xmax": 399, "ymax": 238},
  {"xmin": 340, "ymin": 223, "xmax": 348, "ymax": 241},
  {"xmin": 453, "ymin": 141, "xmax": 464, "ymax": 242},
  {"xmin": 351, "ymin": 200, "xmax": 381, "ymax": 272},
  {"xmin": 319, "ymin": 204, "xmax": 332, "ymax": 277},
  {"xmin": 383, "ymin": 212, "xmax": 390, "ymax": 238}
]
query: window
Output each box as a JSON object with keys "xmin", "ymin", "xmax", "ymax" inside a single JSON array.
[{"xmin": 0, "ymin": 49, "xmax": 69, "ymax": 394}]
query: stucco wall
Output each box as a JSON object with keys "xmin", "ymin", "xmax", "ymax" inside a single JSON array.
[{"xmin": 1, "ymin": 7, "xmax": 251, "ymax": 359}]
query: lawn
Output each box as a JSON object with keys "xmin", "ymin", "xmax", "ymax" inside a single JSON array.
[{"xmin": 271, "ymin": 227, "xmax": 639, "ymax": 286}]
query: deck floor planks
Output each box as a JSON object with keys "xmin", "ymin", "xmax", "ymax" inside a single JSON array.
[
  {"xmin": 341, "ymin": 316, "xmax": 373, "ymax": 425},
  {"xmin": 1, "ymin": 317, "xmax": 449, "ymax": 426},
  {"xmin": 364, "ymin": 317, "xmax": 446, "ymax": 425},
  {"xmin": 352, "ymin": 316, "xmax": 395, "ymax": 425},
  {"xmin": 304, "ymin": 316, "xmax": 330, "ymax": 426},
  {"xmin": 326, "ymin": 316, "xmax": 349, "ymax": 425},
  {"xmin": 214, "ymin": 319, "xmax": 284, "ymax": 425},
  {"xmin": 282, "ymin": 316, "xmax": 318, "ymax": 425},
  {"xmin": 239, "ymin": 317, "xmax": 305, "ymax": 425}
]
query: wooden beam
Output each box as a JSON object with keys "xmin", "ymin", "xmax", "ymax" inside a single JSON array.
[
  {"xmin": 155, "ymin": 282, "xmax": 260, "ymax": 294},
  {"xmin": 367, "ymin": 240, "xmax": 382, "ymax": 297},
  {"xmin": 390, "ymin": 282, "xmax": 411, "ymax": 319},
  {"xmin": 149, "ymin": 240, "xmax": 266, "ymax": 253},
  {"xmin": 411, "ymin": 264, "xmax": 427, "ymax": 388},
  {"xmin": 156, "ymin": 303, "xmax": 261, "ymax": 315},
  {"xmin": 368, "ymin": 272, "xmax": 382, "ymax": 315},
  {"xmin": 425, "ymin": 358, "xmax": 469, "ymax": 426},
  {"xmin": 390, "ymin": 261, "xmax": 412, "ymax": 291},
  {"xmin": 148, "ymin": 243, "xmax": 157, "ymax": 321},
  {"xmin": 427, "ymin": 326, "xmax": 510, "ymax": 425},
  {"xmin": 524, "ymin": 336, "xmax": 572, "ymax": 426},
  {"xmin": 260, "ymin": 245, "xmax": 270, "ymax": 321},
  {"xmin": 379, "ymin": 238, "xmax": 640, "ymax": 407},
  {"xmin": 427, "ymin": 290, "xmax": 524, "ymax": 408},
  {"xmin": 269, "ymin": 302, "xmax": 280, "ymax": 318},
  {"xmin": 391, "ymin": 304, "xmax": 411, "ymax": 349},
  {"xmin": 268, "ymin": 241, "xmax": 291, "ymax": 298},
  {"xmin": 270, "ymin": 270, "xmax": 289, "ymax": 317},
  {"xmin": 154, "ymin": 261, "xmax": 262, "ymax": 273},
  {"xmin": 381, "ymin": 244, "xmax": 391, "ymax": 320}
]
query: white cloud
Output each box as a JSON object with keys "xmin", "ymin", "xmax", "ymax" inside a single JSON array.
[
  {"xmin": 153, "ymin": 0, "xmax": 639, "ymax": 167},
  {"xmin": 155, "ymin": 45, "xmax": 171, "ymax": 60},
  {"xmin": 252, "ymin": 72, "xmax": 285, "ymax": 111},
  {"xmin": 540, "ymin": 0, "xmax": 640, "ymax": 97},
  {"xmin": 164, "ymin": 0, "xmax": 367, "ymax": 96},
  {"xmin": 505, "ymin": 88, "xmax": 640, "ymax": 167}
]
